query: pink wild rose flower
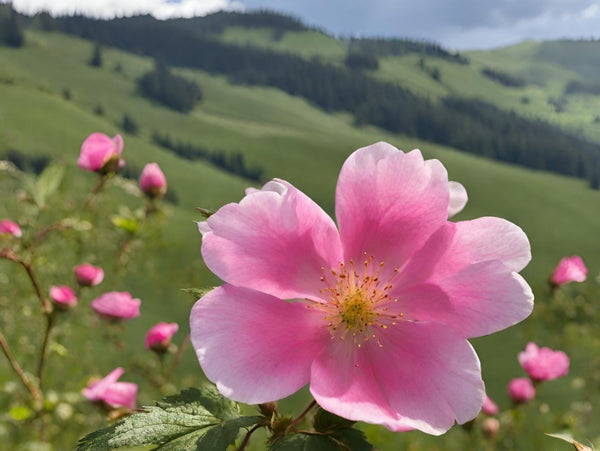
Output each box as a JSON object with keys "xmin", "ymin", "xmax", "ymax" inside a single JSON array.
[
  {"xmin": 78, "ymin": 132, "xmax": 124, "ymax": 173},
  {"xmin": 74, "ymin": 263, "xmax": 104, "ymax": 287},
  {"xmin": 0, "ymin": 219, "xmax": 22, "ymax": 237},
  {"xmin": 91, "ymin": 291, "xmax": 141, "ymax": 321},
  {"xmin": 139, "ymin": 162, "xmax": 167, "ymax": 198},
  {"xmin": 550, "ymin": 255, "xmax": 587, "ymax": 286},
  {"xmin": 518, "ymin": 342, "xmax": 569, "ymax": 382},
  {"xmin": 190, "ymin": 142, "xmax": 534, "ymax": 435},
  {"xmin": 507, "ymin": 377, "xmax": 536, "ymax": 404},
  {"xmin": 145, "ymin": 322, "xmax": 179, "ymax": 352},
  {"xmin": 82, "ymin": 367, "xmax": 138, "ymax": 410},
  {"xmin": 50, "ymin": 285, "xmax": 78, "ymax": 309}
]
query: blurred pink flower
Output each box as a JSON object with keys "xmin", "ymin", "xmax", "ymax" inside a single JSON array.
[
  {"xmin": 482, "ymin": 394, "xmax": 499, "ymax": 415},
  {"xmin": 0, "ymin": 219, "xmax": 22, "ymax": 237},
  {"xmin": 82, "ymin": 367, "xmax": 138, "ymax": 410},
  {"xmin": 518, "ymin": 342, "xmax": 569, "ymax": 382},
  {"xmin": 78, "ymin": 132, "xmax": 124, "ymax": 173},
  {"xmin": 191, "ymin": 142, "xmax": 534, "ymax": 435},
  {"xmin": 482, "ymin": 417, "xmax": 500, "ymax": 439},
  {"xmin": 50, "ymin": 285, "xmax": 78, "ymax": 309},
  {"xmin": 550, "ymin": 256, "xmax": 587, "ymax": 286},
  {"xmin": 74, "ymin": 263, "xmax": 104, "ymax": 287},
  {"xmin": 140, "ymin": 162, "xmax": 167, "ymax": 198},
  {"xmin": 507, "ymin": 378, "xmax": 536, "ymax": 404},
  {"xmin": 145, "ymin": 322, "xmax": 179, "ymax": 352},
  {"xmin": 91, "ymin": 291, "xmax": 140, "ymax": 321}
]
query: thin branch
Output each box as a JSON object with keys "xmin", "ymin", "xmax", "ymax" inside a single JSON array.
[
  {"xmin": 37, "ymin": 312, "xmax": 56, "ymax": 388},
  {"xmin": 287, "ymin": 400, "xmax": 317, "ymax": 432},
  {"xmin": 165, "ymin": 333, "xmax": 190, "ymax": 383},
  {"xmin": 237, "ymin": 424, "xmax": 262, "ymax": 451},
  {"xmin": 0, "ymin": 330, "xmax": 43, "ymax": 409}
]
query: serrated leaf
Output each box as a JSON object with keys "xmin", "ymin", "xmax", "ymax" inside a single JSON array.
[
  {"xmin": 111, "ymin": 216, "xmax": 140, "ymax": 234},
  {"xmin": 313, "ymin": 408, "xmax": 356, "ymax": 433},
  {"xmin": 77, "ymin": 387, "xmax": 260, "ymax": 451},
  {"xmin": 545, "ymin": 432, "xmax": 593, "ymax": 451},
  {"xmin": 34, "ymin": 163, "xmax": 64, "ymax": 207},
  {"xmin": 270, "ymin": 430, "xmax": 373, "ymax": 451}
]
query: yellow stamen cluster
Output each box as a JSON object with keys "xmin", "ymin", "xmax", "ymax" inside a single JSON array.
[{"xmin": 307, "ymin": 253, "xmax": 404, "ymax": 348}]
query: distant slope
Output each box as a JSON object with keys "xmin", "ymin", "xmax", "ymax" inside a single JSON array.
[{"xmin": 28, "ymin": 12, "xmax": 600, "ymax": 187}]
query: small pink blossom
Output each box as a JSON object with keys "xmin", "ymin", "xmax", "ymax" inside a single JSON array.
[
  {"xmin": 0, "ymin": 219, "xmax": 22, "ymax": 237},
  {"xmin": 74, "ymin": 263, "xmax": 104, "ymax": 287},
  {"xmin": 482, "ymin": 394, "xmax": 499, "ymax": 415},
  {"xmin": 50, "ymin": 285, "xmax": 78, "ymax": 309},
  {"xmin": 145, "ymin": 322, "xmax": 179, "ymax": 352},
  {"xmin": 518, "ymin": 342, "xmax": 569, "ymax": 382},
  {"xmin": 78, "ymin": 132, "xmax": 124, "ymax": 173},
  {"xmin": 91, "ymin": 291, "xmax": 140, "ymax": 321},
  {"xmin": 82, "ymin": 367, "xmax": 138, "ymax": 410},
  {"xmin": 482, "ymin": 417, "xmax": 500, "ymax": 439},
  {"xmin": 550, "ymin": 256, "xmax": 587, "ymax": 286},
  {"xmin": 140, "ymin": 163, "xmax": 167, "ymax": 198},
  {"xmin": 190, "ymin": 142, "xmax": 534, "ymax": 435},
  {"xmin": 507, "ymin": 378, "xmax": 536, "ymax": 404}
]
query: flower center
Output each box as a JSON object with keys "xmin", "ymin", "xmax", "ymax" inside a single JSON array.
[{"xmin": 307, "ymin": 254, "xmax": 403, "ymax": 347}]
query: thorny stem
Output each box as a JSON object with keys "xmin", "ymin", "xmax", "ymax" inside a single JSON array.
[
  {"xmin": 237, "ymin": 424, "xmax": 263, "ymax": 451},
  {"xmin": 0, "ymin": 330, "xmax": 43, "ymax": 410},
  {"xmin": 165, "ymin": 333, "xmax": 191, "ymax": 383},
  {"xmin": 287, "ymin": 400, "xmax": 317, "ymax": 432}
]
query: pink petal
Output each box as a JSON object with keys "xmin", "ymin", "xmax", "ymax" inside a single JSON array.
[
  {"xmin": 78, "ymin": 132, "xmax": 116, "ymax": 171},
  {"xmin": 310, "ymin": 321, "xmax": 484, "ymax": 435},
  {"xmin": 448, "ymin": 181, "xmax": 468, "ymax": 218},
  {"xmin": 201, "ymin": 180, "xmax": 343, "ymax": 300},
  {"xmin": 102, "ymin": 382, "xmax": 138, "ymax": 410},
  {"xmin": 190, "ymin": 285, "xmax": 329, "ymax": 404},
  {"xmin": 335, "ymin": 142, "xmax": 449, "ymax": 270},
  {"xmin": 82, "ymin": 367, "xmax": 125, "ymax": 401},
  {"xmin": 397, "ymin": 261, "xmax": 533, "ymax": 338}
]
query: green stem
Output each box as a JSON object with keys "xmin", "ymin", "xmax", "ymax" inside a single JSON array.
[
  {"xmin": 287, "ymin": 400, "xmax": 317, "ymax": 432},
  {"xmin": 165, "ymin": 333, "xmax": 190, "ymax": 383},
  {"xmin": 37, "ymin": 312, "xmax": 56, "ymax": 389},
  {"xmin": 237, "ymin": 424, "xmax": 262, "ymax": 451}
]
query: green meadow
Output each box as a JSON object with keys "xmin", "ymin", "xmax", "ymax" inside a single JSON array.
[{"xmin": 1, "ymin": 28, "xmax": 600, "ymax": 450}]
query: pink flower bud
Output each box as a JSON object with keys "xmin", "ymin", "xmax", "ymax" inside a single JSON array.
[
  {"xmin": 0, "ymin": 219, "xmax": 22, "ymax": 237},
  {"xmin": 78, "ymin": 132, "xmax": 124, "ymax": 173},
  {"xmin": 145, "ymin": 322, "xmax": 179, "ymax": 352},
  {"xmin": 50, "ymin": 285, "xmax": 78, "ymax": 310},
  {"xmin": 139, "ymin": 162, "xmax": 167, "ymax": 198},
  {"xmin": 482, "ymin": 394, "xmax": 499, "ymax": 415},
  {"xmin": 518, "ymin": 342, "xmax": 569, "ymax": 382},
  {"xmin": 74, "ymin": 263, "xmax": 104, "ymax": 287},
  {"xmin": 91, "ymin": 291, "xmax": 141, "ymax": 321},
  {"xmin": 507, "ymin": 378, "xmax": 536, "ymax": 404},
  {"xmin": 482, "ymin": 417, "xmax": 500, "ymax": 439},
  {"xmin": 82, "ymin": 367, "xmax": 138, "ymax": 410},
  {"xmin": 550, "ymin": 255, "xmax": 587, "ymax": 286}
]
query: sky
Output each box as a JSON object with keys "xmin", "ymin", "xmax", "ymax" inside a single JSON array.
[{"xmin": 5, "ymin": 0, "xmax": 600, "ymax": 50}]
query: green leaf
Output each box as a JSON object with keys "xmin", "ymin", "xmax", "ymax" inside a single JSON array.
[
  {"xmin": 34, "ymin": 163, "xmax": 64, "ymax": 207},
  {"xmin": 9, "ymin": 405, "xmax": 34, "ymax": 421},
  {"xmin": 313, "ymin": 408, "xmax": 356, "ymax": 433},
  {"xmin": 545, "ymin": 432, "xmax": 593, "ymax": 450},
  {"xmin": 111, "ymin": 215, "xmax": 140, "ymax": 234},
  {"xmin": 270, "ymin": 429, "xmax": 373, "ymax": 451},
  {"xmin": 180, "ymin": 287, "xmax": 214, "ymax": 300},
  {"xmin": 77, "ymin": 387, "xmax": 260, "ymax": 451}
]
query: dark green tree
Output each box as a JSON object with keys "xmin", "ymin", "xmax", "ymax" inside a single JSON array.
[
  {"xmin": 89, "ymin": 42, "xmax": 103, "ymax": 67},
  {"xmin": 2, "ymin": 4, "xmax": 25, "ymax": 48}
]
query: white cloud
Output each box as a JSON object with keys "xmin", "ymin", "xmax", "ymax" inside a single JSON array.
[
  {"xmin": 582, "ymin": 3, "xmax": 599, "ymax": 18},
  {"xmin": 7, "ymin": 0, "xmax": 243, "ymax": 19}
]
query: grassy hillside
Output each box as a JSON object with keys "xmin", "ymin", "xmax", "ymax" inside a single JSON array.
[{"xmin": 1, "ymin": 29, "xmax": 600, "ymax": 449}]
